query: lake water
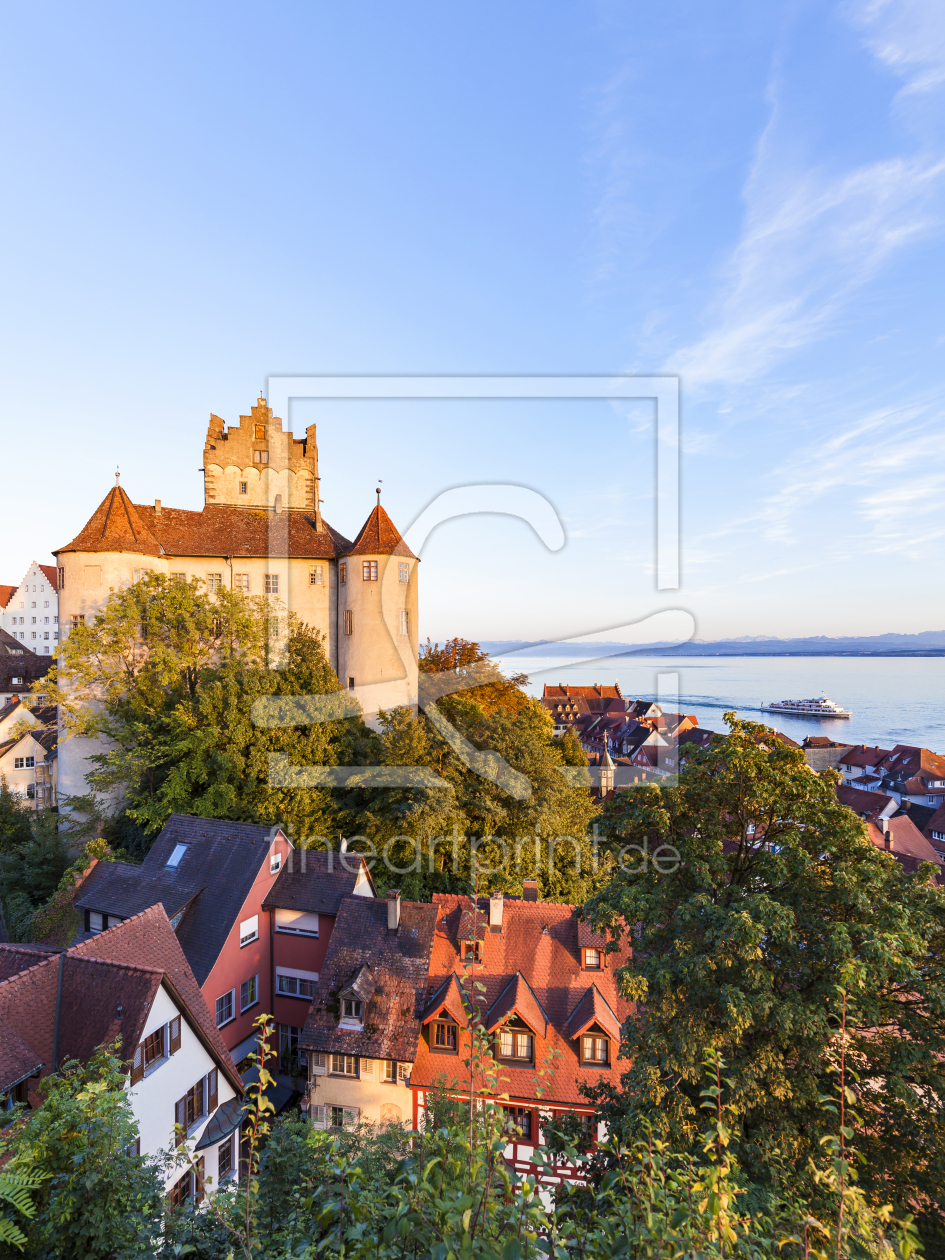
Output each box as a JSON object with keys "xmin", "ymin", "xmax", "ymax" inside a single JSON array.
[{"xmin": 494, "ymin": 652, "xmax": 945, "ymax": 754}]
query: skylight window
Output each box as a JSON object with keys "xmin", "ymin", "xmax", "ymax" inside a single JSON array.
[{"xmin": 166, "ymin": 843, "xmax": 188, "ymax": 869}]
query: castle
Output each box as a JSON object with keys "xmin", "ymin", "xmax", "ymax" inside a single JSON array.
[{"xmin": 54, "ymin": 398, "xmax": 419, "ymax": 801}]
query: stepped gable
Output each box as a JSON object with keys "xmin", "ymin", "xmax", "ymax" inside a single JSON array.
[
  {"xmin": 56, "ymin": 485, "xmax": 163, "ymax": 557},
  {"xmin": 346, "ymin": 504, "xmax": 415, "ymax": 559},
  {"xmin": 134, "ymin": 503, "xmax": 352, "ymax": 560}
]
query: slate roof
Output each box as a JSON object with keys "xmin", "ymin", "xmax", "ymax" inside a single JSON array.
[
  {"xmin": 0, "ymin": 905, "xmax": 242, "ymax": 1098},
  {"xmin": 56, "ymin": 489, "xmax": 353, "ymax": 561},
  {"xmin": 345, "ymin": 504, "xmax": 415, "ymax": 559},
  {"xmin": 75, "ymin": 814, "xmax": 285, "ymax": 986},
  {"xmin": 76, "ymin": 862, "xmax": 203, "ymax": 921},
  {"xmin": 410, "ymin": 895, "xmax": 634, "ymax": 1107},
  {"xmin": 262, "ymin": 849, "xmax": 373, "ymax": 914},
  {"xmin": 300, "ymin": 897, "xmax": 438, "ymax": 1061}
]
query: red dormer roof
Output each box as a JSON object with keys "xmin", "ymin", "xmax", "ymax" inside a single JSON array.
[
  {"xmin": 0, "ymin": 585, "xmax": 16, "ymax": 610},
  {"xmin": 38, "ymin": 565, "xmax": 58, "ymax": 591},
  {"xmin": 567, "ymin": 984, "xmax": 622, "ymax": 1041},
  {"xmin": 484, "ymin": 971, "xmax": 549, "ymax": 1036},
  {"xmin": 346, "ymin": 504, "xmax": 415, "ymax": 559}
]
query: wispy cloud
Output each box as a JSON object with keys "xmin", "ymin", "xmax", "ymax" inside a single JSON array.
[{"xmin": 665, "ymin": 0, "xmax": 945, "ymax": 389}]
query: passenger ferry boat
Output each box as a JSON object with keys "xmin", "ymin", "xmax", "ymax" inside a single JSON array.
[{"xmin": 762, "ymin": 696, "xmax": 852, "ymax": 719}]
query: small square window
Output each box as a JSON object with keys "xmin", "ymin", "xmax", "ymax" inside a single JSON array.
[
  {"xmin": 24, "ymin": 757, "xmax": 34, "ymax": 769},
  {"xmin": 253, "ymin": 449, "xmax": 269, "ymax": 464},
  {"xmin": 342, "ymin": 998, "xmax": 363, "ymax": 1022},
  {"xmin": 584, "ymin": 949, "xmax": 603, "ymax": 969},
  {"xmin": 234, "ymin": 573, "xmax": 250, "ymax": 592},
  {"xmin": 240, "ymin": 915, "xmax": 259, "ymax": 946},
  {"xmin": 89, "ymin": 911, "xmax": 104, "ymax": 934},
  {"xmin": 240, "ymin": 975, "xmax": 259, "ymax": 1011},
  {"xmin": 239, "ymin": 481, "xmax": 248, "ymax": 494},
  {"xmin": 254, "ymin": 424, "xmax": 267, "ymax": 440},
  {"xmin": 206, "ymin": 573, "xmax": 222, "ymax": 592},
  {"xmin": 331, "ymin": 1054, "xmax": 358, "ymax": 1077},
  {"xmin": 309, "ymin": 564, "xmax": 323, "ymax": 585},
  {"xmin": 581, "ymin": 1035, "xmax": 609, "ymax": 1064},
  {"xmin": 398, "ymin": 562, "xmax": 409, "ymax": 583},
  {"xmin": 265, "ymin": 574, "xmax": 279, "ymax": 594},
  {"xmin": 270, "ymin": 851, "xmax": 282, "ymax": 874},
  {"xmin": 362, "ymin": 561, "xmax": 378, "ymax": 581},
  {"xmin": 170, "ymin": 572, "xmax": 186, "ymax": 582},
  {"xmin": 432, "ymin": 1020, "xmax": 457, "ymax": 1052}
]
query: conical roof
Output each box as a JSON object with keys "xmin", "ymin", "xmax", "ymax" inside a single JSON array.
[
  {"xmin": 601, "ymin": 733, "xmax": 615, "ymax": 770},
  {"xmin": 55, "ymin": 485, "xmax": 163, "ymax": 557},
  {"xmin": 346, "ymin": 503, "xmax": 415, "ymax": 559}
]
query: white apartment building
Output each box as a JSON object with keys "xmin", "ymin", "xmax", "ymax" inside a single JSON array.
[{"xmin": 1, "ymin": 562, "xmax": 59, "ymax": 657}]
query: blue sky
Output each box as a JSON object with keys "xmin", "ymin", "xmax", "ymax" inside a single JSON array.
[{"xmin": 1, "ymin": 0, "xmax": 943, "ymax": 643}]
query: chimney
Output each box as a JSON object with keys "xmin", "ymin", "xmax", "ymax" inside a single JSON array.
[
  {"xmin": 387, "ymin": 889, "xmax": 401, "ymax": 931},
  {"xmin": 339, "ymin": 837, "xmax": 348, "ymax": 854},
  {"xmin": 154, "ymin": 499, "xmax": 162, "ymax": 515},
  {"xmin": 489, "ymin": 890, "xmax": 504, "ymax": 930},
  {"xmin": 522, "ymin": 879, "xmax": 538, "ymax": 902},
  {"xmin": 274, "ymin": 494, "xmax": 282, "ymax": 514},
  {"xmin": 880, "ymin": 817, "xmax": 891, "ymax": 849}
]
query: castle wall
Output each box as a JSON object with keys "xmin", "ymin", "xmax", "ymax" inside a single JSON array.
[
  {"xmin": 203, "ymin": 399, "xmax": 319, "ymax": 513},
  {"xmin": 337, "ymin": 553, "xmax": 418, "ymax": 728}
]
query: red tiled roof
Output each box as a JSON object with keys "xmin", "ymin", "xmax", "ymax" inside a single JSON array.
[
  {"xmin": 421, "ymin": 974, "xmax": 471, "ymax": 1027},
  {"xmin": 484, "ymin": 972, "xmax": 549, "ymax": 1036},
  {"xmin": 345, "ymin": 504, "xmax": 415, "ymax": 559},
  {"xmin": 0, "ymin": 585, "xmax": 15, "ymax": 610},
  {"xmin": 57, "ymin": 493, "xmax": 353, "ymax": 562},
  {"xmin": 542, "ymin": 684, "xmax": 623, "ymax": 700},
  {"xmin": 70, "ymin": 903, "xmax": 242, "ymax": 1093},
  {"xmin": 0, "ymin": 944, "xmax": 60, "ymax": 982},
  {"xmin": 56, "ymin": 485, "xmax": 163, "ymax": 557},
  {"xmin": 411, "ymin": 896, "xmax": 634, "ymax": 1108},
  {"xmin": 881, "ymin": 745, "xmax": 945, "ymax": 791},
  {"xmin": 0, "ymin": 1014, "xmax": 45, "ymax": 1093},
  {"xmin": 867, "ymin": 816, "xmax": 941, "ymax": 864},
  {"xmin": 925, "ymin": 803, "xmax": 945, "ymax": 841},
  {"xmin": 836, "ymin": 784, "xmax": 896, "ymax": 821},
  {"xmin": 37, "ymin": 565, "xmax": 58, "ymax": 591},
  {"xmin": 839, "ymin": 745, "xmax": 892, "ymax": 769},
  {"xmin": 566, "ymin": 984, "xmax": 622, "ymax": 1041}
]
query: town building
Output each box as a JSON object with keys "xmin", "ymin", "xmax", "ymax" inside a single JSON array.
[
  {"xmin": 0, "ymin": 629, "xmax": 52, "ymax": 708},
  {"xmin": 0, "ymin": 905, "xmax": 243, "ymax": 1202},
  {"xmin": 299, "ymin": 889, "xmax": 633, "ymax": 1188},
  {"xmin": 72, "ymin": 815, "xmax": 374, "ymax": 1076},
  {"xmin": 0, "ymin": 726, "xmax": 57, "ymax": 809},
  {"xmin": 52, "ymin": 397, "xmax": 419, "ymax": 804},
  {"xmin": 0, "ymin": 563, "xmax": 59, "ymax": 657}
]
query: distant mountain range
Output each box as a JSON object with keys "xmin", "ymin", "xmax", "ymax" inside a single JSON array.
[{"xmin": 480, "ymin": 632, "xmax": 945, "ymax": 659}]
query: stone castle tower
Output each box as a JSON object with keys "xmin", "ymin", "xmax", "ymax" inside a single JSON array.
[
  {"xmin": 54, "ymin": 399, "xmax": 418, "ymax": 804},
  {"xmin": 203, "ymin": 397, "xmax": 321, "ymax": 519}
]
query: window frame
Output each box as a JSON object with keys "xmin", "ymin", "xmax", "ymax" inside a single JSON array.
[
  {"xmin": 583, "ymin": 948, "xmax": 603, "ymax": 970},
  {"xmin": 216, "ymin": 989, "xmax": 235, "ymax": 1028},
  {"xmin": 341, "ymin": 997, "xmax": 363, "ymax": 1022},
  {"xmin": 579, "ymin": 1033, "xmax": 610, "ymax": 1066},
  {"xmin": 239, "ymin": 915, "xmax": 259, "ymax": 947},
  {"xmin": 240, "ymin": 975, "xmax": 259, "ymax": 1013},
  {"xmin": 239, "ymin": 481, "xmax": 248, "ymax": 494},
  {"xmin": 264, "ymin": 573, "xmax": 279, "ymax": 595},
  {"xmin": 431, "ymin": 1019, "xmax": 458, "ymax": 1054},
  {"xmin": 330, "ymin": 1054, "xmax": 358, "ymax": 1077},
  {"xmin": 362, "ymin": 560, "xmax": 378, "ymax": 581},
  {"xmin": 143, "ymin": 1026, "xmax": 165, "ymax": 1072},
  {"xmin": 497, "ymin": 1027, "xmax": 535, "ymax": 1063},
  {"xmin": 309, "ymin": 564, "xmax": 324, "ymax": 585},
  {"xmin": 339, "ymin": 562, "xmax": 347, "ymax": 584}
]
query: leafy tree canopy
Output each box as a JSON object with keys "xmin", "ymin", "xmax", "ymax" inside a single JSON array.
[{"xmin": 583, "ymin": 714, "xmax": 945, "ymax": 1222}]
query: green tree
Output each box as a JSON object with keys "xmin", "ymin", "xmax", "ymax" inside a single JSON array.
[
  {"xmin": 583, "ymin": 714, "xmax": 945, "ymax": 1227},
  {"xmin": 2, "ymin": 1045, "xmax": 164, "ymax": 1259},
  {"xmin": 0, "ymin": 809, "xmax": 72, "ymax": 943}
]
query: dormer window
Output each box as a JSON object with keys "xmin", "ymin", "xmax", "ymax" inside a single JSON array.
[
  {"xmin": 583, "ymin": 949, "xmax": 603, "ymax": 969},
  {"xmin": 166, "ymin": 843, "xmax": 188, "ymax": 869},
  {"xmin": 498, "ymin": 1025, "xmax": 534, "ymax": 1063},
  {"xmin": 580, "ymin": 1034, "xmax": 610, "ymax": 1065},
  {"xmin": 342, "ymin": 998, "xmax": 363, "ymax": 1022},
  {"xmin": 431, "ymin": 1018, "xmax": 458, "ymax": 1053},
  {"xmin": 460, "ymin": 939, "xmax": 482, "ymax": 962}
]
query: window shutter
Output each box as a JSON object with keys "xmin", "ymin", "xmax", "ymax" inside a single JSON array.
[
  {"xmin": 194, "ymin": 1155, "xmax": 205, "ymax": 1203},
  {"xmin": 174, "ymin": 1097, "xmax": 186, "ymax": 1146},
  {"xmin": 311, "ymin": 1104, "xmax": 327, "ymax": 1129},
  {"xmin": 311, "ymin": 1052, "xmax": 327, "ymax": 1076},
  {"xmin": 342, "ymin": 1106, "xmax": 360, "ymax": 1128},
  {"xmin": 360, "ymin": 1058, "xmax": 374, "ymax": 1080},
  {"xmin": 397, "ymin": 1062, "xmax": 410, "ymax": 1083},
  {"xmin": 131, "ymin": 1044, "xmax": 144, "ymax": 1085},
  {"xmin": 207, "ymin": 1068, "xmax": 218, "ymax": 1113},
  {"xmin": 169, "ymin": 1016, "xmax": 181, "ymax": 1054}
]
